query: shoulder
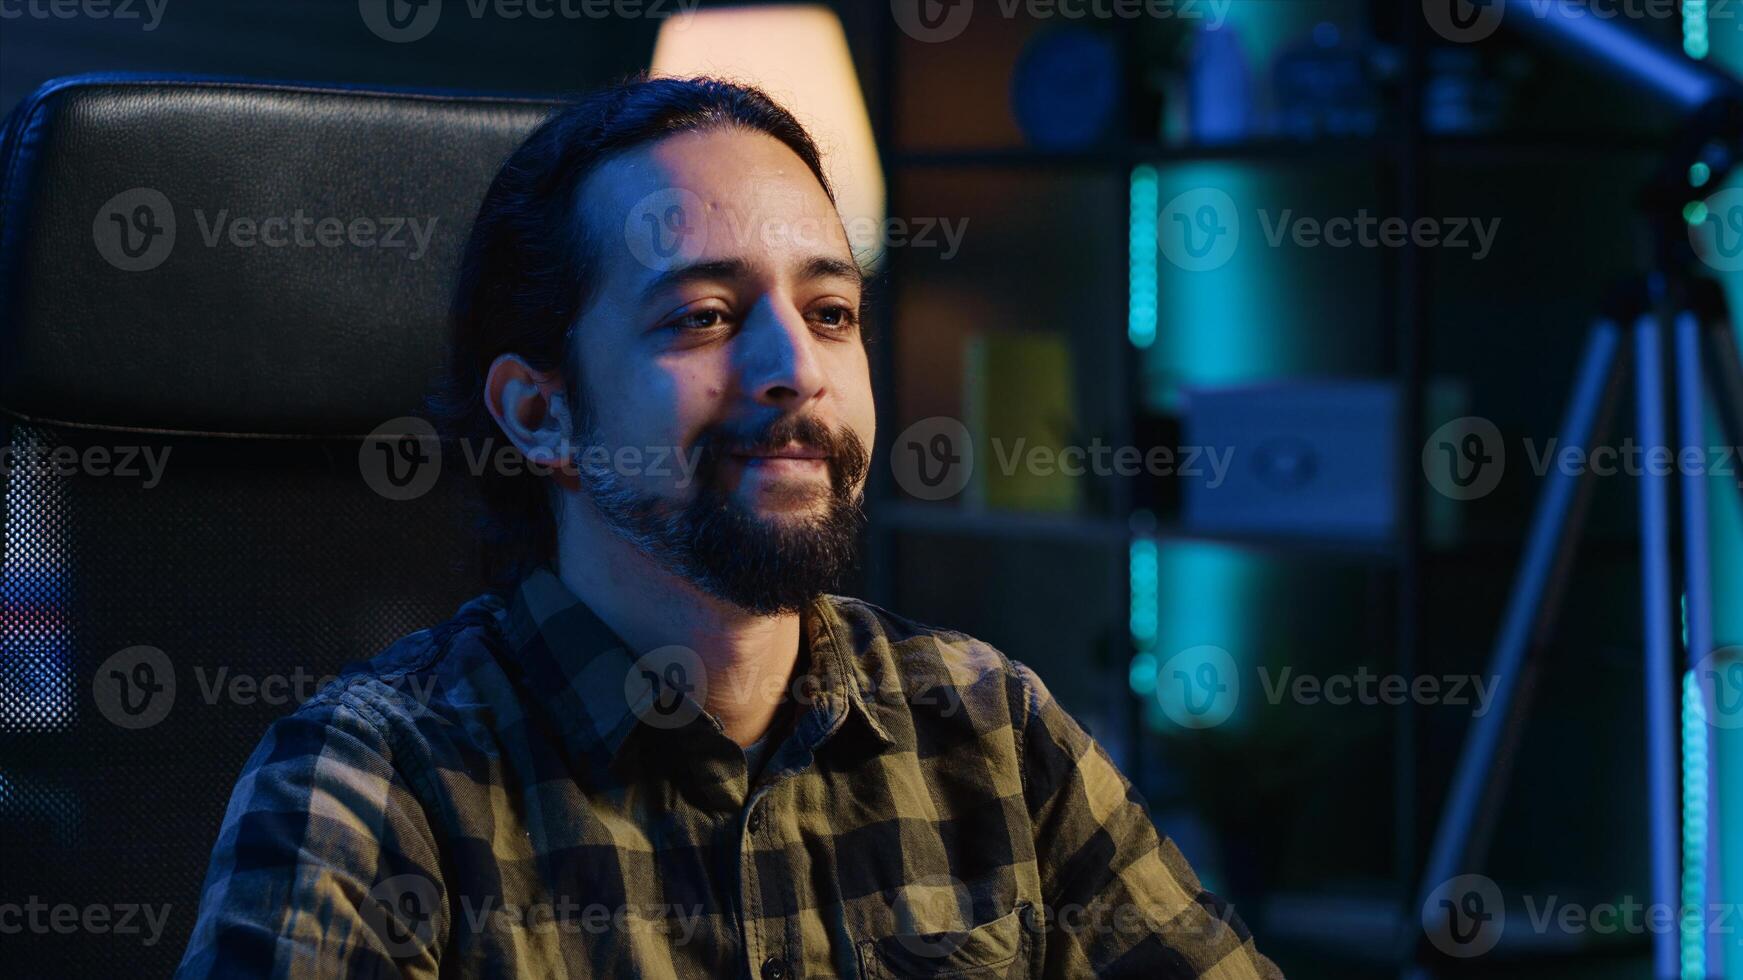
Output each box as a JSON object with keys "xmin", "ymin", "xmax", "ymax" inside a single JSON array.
[
  {"xmin": 818, "ymin": 594, "xmax": 1049, "ymax": 725},
  {"xmin": 275, "ymin": 591, "xmax": 510, "ymax": 752}
]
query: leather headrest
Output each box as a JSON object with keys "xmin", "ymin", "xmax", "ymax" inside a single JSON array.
[{"xmin": 0, "ymin": 75, "xmax": 561, "ymax": 435}]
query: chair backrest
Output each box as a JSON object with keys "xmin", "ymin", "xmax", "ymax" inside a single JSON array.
[{"xmin": 0, "ymin": 75, "xmax": 560, "ymax": 974}]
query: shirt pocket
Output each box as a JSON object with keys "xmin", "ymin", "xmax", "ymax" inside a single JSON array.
[{"xmin": 856, "ymin": 902, "xmax": 1035, "ymax": 979}]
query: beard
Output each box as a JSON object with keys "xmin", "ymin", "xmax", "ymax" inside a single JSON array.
[{"xmin": 572, "ymin": 411, "xmax": 870, "ymax": 615}]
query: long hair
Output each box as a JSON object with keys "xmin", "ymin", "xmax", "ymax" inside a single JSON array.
[{"xmin": 426, "ymin": 74, "xmax": 836, "ymax": 593}]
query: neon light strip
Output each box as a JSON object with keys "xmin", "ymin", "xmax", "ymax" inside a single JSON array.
[
  {"xmin": 1685, "ymin": 0, "xmax": 1711, "ymax": 60},
  {"xmin": 1129, "ymin": 165, "xmax": 1159, "ymax": 349},
  {"xmin": 1682, "ymin": 669, "xmax": 1708, "ymax": 978}
]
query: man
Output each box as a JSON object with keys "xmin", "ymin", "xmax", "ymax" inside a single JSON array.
[{"xmin": 176, "ymin": 75, "xmax": 1280, "ymax": 979}]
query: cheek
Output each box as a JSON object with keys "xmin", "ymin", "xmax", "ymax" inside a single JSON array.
[
  {"xmin": 834, "ymin": 346, "xmax": 877, "ymax": 445},
  {"xmin": 585, "ymin": 358, "xmax": 681, "ymax": 449},
  {"xmin": 667, "ymin": 361, "xmax": 727, "ymax": 442}
]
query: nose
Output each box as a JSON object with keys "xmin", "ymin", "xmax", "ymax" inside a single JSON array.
[{"xmin": 736, "ymin": 294, "xmax": 827, "ymax": 410}]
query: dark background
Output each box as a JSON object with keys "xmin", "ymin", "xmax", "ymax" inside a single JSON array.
[{"xmin": 3, "ymin": 0, "xmax": 1741, "ymax": 977}]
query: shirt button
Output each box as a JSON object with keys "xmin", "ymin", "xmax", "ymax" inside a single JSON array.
[
  {"xmin": 747, "ymin": 806, "xmax": 764, "ymax": 833},
  {"xmin": 760, "ymin": 955, "xmax": 789, "ymax": 980}
]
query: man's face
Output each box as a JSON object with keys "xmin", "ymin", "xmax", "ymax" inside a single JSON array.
[{"xmin": 564, "ymin": 127, "xmax": 875, "ymax": 612}]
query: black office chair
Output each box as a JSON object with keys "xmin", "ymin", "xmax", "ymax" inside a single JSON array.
[{"xmin": 0, "ymin": 75, "xmax": 560, "ymax": 975}]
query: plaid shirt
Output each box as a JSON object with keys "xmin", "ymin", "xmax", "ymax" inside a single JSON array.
[{"xmin": 176, "ymin": 566, "xmax": 1280, "ymax": 979}]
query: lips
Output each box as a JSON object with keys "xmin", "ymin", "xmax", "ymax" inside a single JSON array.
[{"xmin": 731, "ymin": 443, "xmax": 829, "ymax": 461}]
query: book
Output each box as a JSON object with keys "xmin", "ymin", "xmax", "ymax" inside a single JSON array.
[{"xmin": 963, "ymin": 331, "xmax": 1080, "ymax": 513}]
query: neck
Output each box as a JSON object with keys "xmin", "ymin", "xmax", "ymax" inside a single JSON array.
[{"xmin": 553, "ymin": 499, "xmax": 800, "ymax": 748}]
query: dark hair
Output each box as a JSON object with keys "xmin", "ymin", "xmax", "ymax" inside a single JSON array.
[{"xmin": 426, "ymin": 74, "xmax": 837, "ymax": 593}]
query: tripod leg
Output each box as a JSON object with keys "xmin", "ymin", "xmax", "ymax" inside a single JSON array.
[
  {"xmin": 1405, "ymin": 320, "xmax": 1627, "ymax": 974},
  {"xmin": 1638, "ymin": 316, "xmax": 1682, "ymax": 980},
  {"xmin": 1674, "ymin": 312, "xmax": 1726, "ymax": 979}
]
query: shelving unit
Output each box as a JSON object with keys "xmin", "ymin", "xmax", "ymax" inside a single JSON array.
[{"xmin": 857, "ymin": 4, "xmax": 1685, "ymax": 975}]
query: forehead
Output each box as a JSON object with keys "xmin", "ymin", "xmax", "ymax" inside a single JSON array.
[{"xmin": 579, "ymin": 127, "xmax": 851, "ymax": 278}]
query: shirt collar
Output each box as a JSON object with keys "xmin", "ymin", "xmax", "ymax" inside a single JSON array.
[{"xmin": 498, "ymin": 564, "xmax": 896, "ymax": 779}]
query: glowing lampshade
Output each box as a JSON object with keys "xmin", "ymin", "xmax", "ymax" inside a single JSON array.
[{"xmin": 651, "ymin": 5, "xmax": 886, "ymax": 267}]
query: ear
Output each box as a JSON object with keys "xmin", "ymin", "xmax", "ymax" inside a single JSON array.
[{"xmin": 484, "ymin": 353, "xmax": 575, "ymax": 473}]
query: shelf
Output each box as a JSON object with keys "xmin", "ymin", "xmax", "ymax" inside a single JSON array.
[
  {"xmin": 872, "ymin": 501, "xmax": 1128, "ymax": 544},
  {"xmin": 888, "ymin": 133, "xmax": 1667, "ymax": 172},
  {"xmin": 872, "ymin": 502, "xmax": 1401, "ymax": 562},
  {"xmin": 891, "ymin": 138, "xmax": 1386, "ymax": 170},
  {"xmin": 1148, "ymin": 523, "xmax": 1400, "ymax": 563}
]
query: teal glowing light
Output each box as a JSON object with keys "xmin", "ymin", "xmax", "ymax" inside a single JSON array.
[
  {"xmin": 1128, "ymin": 651, "xmax": 1159, "ymax": 697},
  {"xmin": 1144, "ymin": 164, "xmax": 1304, "ymax": 413},
  {"xmin": 1683, "ymin": 669, "xmax": 1709, "ymax": 978},
  {"xmin": 1691, "ymin": 161, "xmax": 1713, "ymax": 189},
  {"xmin": 1686, "ymin": 201, "xmax": 1711, "ymax": 226},
  {"xmin": 1685, "ymin": 0, "xmax": 1711, "ymax": 60},
  {"xmin": 1141, "ymin": 544, "xmax": 1262, "ymax": 733},
  {"xmin": 1128, "ymin": 535, "xmax": 1160, "ymax": 651},
  {"xmin": 1129, "ymin": 165, "xmax": 1160, "ymax": 349}
]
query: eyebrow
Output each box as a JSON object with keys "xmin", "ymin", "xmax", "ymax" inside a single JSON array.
[{"xmin": 637, "ymin": 254, "xmax": 864, "ymax": 305}]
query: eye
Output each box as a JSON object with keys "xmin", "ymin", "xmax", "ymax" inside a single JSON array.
[
  {"xmin": 808, "ymin": 302, "xmax": 859, "ymax": 332},
  {"xmin": 664, "ymin": 306, "xmax": 733, "ymax": 333}
]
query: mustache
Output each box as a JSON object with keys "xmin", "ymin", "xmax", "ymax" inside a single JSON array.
[{"xmin": 692, "ymin": 413, "xmax": 870, "ymax": 488}]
